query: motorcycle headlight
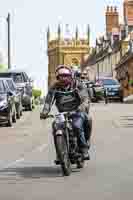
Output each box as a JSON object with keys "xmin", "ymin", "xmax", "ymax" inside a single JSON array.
[
  {"xmin": 17, "ymin": 87, "xmax": 24, "ymax": 95},
  {"xmin": 0, "ymin": 96, "xmax": 8, "ymax": 108},
  {"xmin": 113, "ymin": 88, "xmax": 119, "ymax": 91}
]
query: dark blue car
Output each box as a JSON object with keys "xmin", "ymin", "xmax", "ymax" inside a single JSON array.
[
  {"xmin": 99, "ymin": 78, "xmax": 123, "ymax": 102},
  {"xmin": 0, "ymin": 78, "xmax": 16, "ymax": 126}
]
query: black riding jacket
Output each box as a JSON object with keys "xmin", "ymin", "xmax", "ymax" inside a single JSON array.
[{"xmin": 42, "ymin": 80, "xmax": 90, "ymax": 115}]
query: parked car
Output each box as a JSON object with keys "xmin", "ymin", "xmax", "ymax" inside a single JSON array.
[
  {"xmin": 98, "ymin": 78, "xmax": 123, "ymax": 102},
  {"xmin": 94, "ymin": 81, "xmax": 106, "ymax": 101},
  {"xmin": 5, "ymin": 78, "xmax": 23, "ymax": 119},
  {"xmin": 83, "ymin": 80, "xmax": 107, "ymax": 103},
  {"xmin": 0, "ymin": 70, "xmax": 33, "ymax": 111},
  {"xmin": 0, "ymin": 78, "xmax": 16, "ymax": 126}
]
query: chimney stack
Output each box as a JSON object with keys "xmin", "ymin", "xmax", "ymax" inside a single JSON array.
[
  {"xmin": 106, "ymin": 6, "xmax": 119, "ymax": 35},
  {"xmin": 124, "ymin": 0, "xmax": 133, "ymax": 30}
]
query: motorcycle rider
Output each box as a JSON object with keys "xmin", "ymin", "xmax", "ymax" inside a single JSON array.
[
  {"xmin": 80, "ymin": 70, "xmax": 96, "ymax": 102},
  {"xmin": 40, "ymin": 65, "xmax": 92, "ymax": 160},
  {"xmin": 80, "ymin": 70, "xmax": 88, "ymax": 81}
]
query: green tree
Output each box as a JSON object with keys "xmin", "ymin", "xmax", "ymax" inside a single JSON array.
[
  {"xmin": 32, "ymin": 88, "xmax": 42, "ymax": 99},
  {"xmin": 0, "ymin": 64, "xmax": 7, "ymax": 72}
]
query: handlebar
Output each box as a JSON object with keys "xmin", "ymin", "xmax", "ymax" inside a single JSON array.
[
  {"xmin": 46, "ymin": 114, "xmax": 55, "ymax": 119},
  {"xmin": 41, "ymin": 111, "xmax": 78, "ymax": 120},
  {"xmin": 50, "ymin": 111, "xmax": 77, "ymax": 117}
]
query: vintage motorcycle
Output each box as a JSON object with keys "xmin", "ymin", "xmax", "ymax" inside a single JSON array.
[{"xmin": 45, "ymin": 111, "xmax": 86, "ymax": 176}]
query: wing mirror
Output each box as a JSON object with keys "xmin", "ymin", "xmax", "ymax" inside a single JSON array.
[
  {"xmin": 29, "ymin": 77, "xmax": 34, "ymax": 83},
  {"xmin": 7, "ymin": 90, "xmax": 13, "ymax": 96}
]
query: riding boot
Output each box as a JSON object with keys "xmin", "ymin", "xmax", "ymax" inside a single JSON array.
[{"xmin": 54, "ymin": 154, "xmax": 60, "ymax": 165}]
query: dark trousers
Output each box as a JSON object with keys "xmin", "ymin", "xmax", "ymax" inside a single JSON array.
[{"xmin": 71, "ymin": 112, "xmax": 91, "ymax": 149}]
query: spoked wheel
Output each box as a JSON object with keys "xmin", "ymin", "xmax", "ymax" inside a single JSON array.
[{"xmin": 55, "ymin": 135, "xmax": 71, "ymax": 176}]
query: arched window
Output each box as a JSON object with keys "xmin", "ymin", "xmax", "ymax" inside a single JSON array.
[{"xmin": 71, "ymin": 58, "xmax": 79, "ymax": 66}]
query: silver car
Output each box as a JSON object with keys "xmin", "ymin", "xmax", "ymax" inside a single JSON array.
[{"xmin": 0, "ymin": 70, "xmax": 34, "ymax": 111}]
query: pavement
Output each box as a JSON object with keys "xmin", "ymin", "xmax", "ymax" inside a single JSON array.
[{"xmin": 0, "ymin": 103, "xmax": 133, "ymax": 199}]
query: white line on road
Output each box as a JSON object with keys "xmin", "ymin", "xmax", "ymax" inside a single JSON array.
[
  {"xmin": 3, "ymin": 158, "xmax": 25, "ymax": 169},
  {"xmin": 35, "ymin": 144, "xmax": 48, "ymax": 152},
  {"xmin": 0, "ymin": 143, "xmax": 49, "ymax": 170}
]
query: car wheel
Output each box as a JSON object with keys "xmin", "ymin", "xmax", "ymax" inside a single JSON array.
[
  {"xmin": 105, "ymin": 96, "xmax": 109, "ymax": 104},
  {"xmin": 32, "ymin": 103, "xmax": 35, "ymax": 109},
  {"xmin": 28, "ymin": 100, "xmax": 32, "ymax": 111},
  {"xmin": 7, "ymin": 110, "xmax": 12, "ymax": 127},
  {"xmin": 20, "ymin": 109, "xmax": 23, "ymax": 116},
  {"xmin": 12, "ymin": 107, "xmax": 16, "ymax": 123},
  {"xmin": 120, "ymin": 96, "xmax": 123, "ymax": 103},
  {"xmin": 16, "ymin": 106, "xmax": 21, "ymax": 119},
  {"xmin": 119, "ymin": 90, "xmax": 123, "ymax": 103}
]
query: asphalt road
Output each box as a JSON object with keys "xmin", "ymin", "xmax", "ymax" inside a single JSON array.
[{"xmin": 0, "ymin": 103, "xmax": 133, "ymax": 200}]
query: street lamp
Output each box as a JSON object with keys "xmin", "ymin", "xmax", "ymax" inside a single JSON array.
[
  {"xmin": 6, "ymin": 13, "xmax": 11, "ymax": 69},
  {"xmin": 97, "ymin": 62, "xmax": 99, "ymax": 81},
  {"xmin": 108, "ymin": 46, "xmax": 113, "ymax": 77},
  {"xmin": 0, "ymin": 13, "xmax": 11, "ymax": 69}
]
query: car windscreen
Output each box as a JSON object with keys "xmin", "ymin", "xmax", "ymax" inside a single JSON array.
[
  {"xmin": 0, "ymin": 73, "xmax": 23, "ymax": 83},
  {"xmin": 100, "ymin": 79, "xmax": 119, "ymax": 86},
  {"xmin": 0, "ymin": 80, "xmax": 5, "ymax": 93},
  {"xmin": 12, "ymin": 73, "xmax": 23, "ymax": 83},
  {"xmin": 6, "ymin": 80, "xmax": 16, "ymax": 91}
]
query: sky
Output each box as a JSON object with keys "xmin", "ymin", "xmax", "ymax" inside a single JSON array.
[{"xmin": 0, "ymin": 0, "xmax": 123, "ymax": 93}]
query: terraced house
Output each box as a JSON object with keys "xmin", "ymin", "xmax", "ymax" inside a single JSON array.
[
  {"xmin": 81, "ymin": 0, "xmax": 133, "ymax": 98},
  {"xmin": 81, "ymin": 6, "xmax": 123, "ymax": 80}
]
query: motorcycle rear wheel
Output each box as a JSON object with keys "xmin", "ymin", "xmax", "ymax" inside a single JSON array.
[{"xmin": 77, "ymin": 157, "xmax": 85, "ymax": 169}]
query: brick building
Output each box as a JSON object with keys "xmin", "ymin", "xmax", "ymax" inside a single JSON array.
[
  {"xmin": 81, "ymin": 6, "xmax": 121, "ymax": 80},
  {"xmin": 81, "ymin": 0, "xmax": 133, "ymax": 97},
  {"xmin": 115, "ymin": 32, "xmax": 133, "ymax": 97},
  {"xmin": 124, "ymin": 0, "xmax": 133, "ymax": 32}
]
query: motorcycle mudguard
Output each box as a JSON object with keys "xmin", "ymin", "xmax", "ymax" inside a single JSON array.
[{"xmin": 55, "ymin": 129, "xmax": 63, "ymax": 136}]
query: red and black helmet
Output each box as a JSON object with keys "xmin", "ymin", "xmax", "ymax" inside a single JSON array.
[{"xmin": 55, "ymin": 65, "xmax": 72, "ymax": 78}]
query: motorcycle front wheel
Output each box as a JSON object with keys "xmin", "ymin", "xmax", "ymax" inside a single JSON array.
[{"xmin": 55, "ymin": 135, "xmax": 71, "ymax": 176}]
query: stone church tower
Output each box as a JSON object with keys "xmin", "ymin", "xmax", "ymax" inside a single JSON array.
[{"xmin": 47, "ymin": 25, "xmax": 90, "ymax": 86}]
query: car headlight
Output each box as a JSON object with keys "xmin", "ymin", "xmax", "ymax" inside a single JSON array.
[
  {"xmin": 113, "ymin": 88, "xmax": 119, "ymax": 91},
  {"xmin": 0, "ymin": 96, "xmax": 8, "ymax": 108},
  {"xmin": 23, "ymin": 87, "xmax": 30, "ymax": 96}
]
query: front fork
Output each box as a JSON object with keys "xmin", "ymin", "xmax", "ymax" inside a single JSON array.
[{"xmin": 52, "ymin": 121, "xmax": 68, "ymax": 156}]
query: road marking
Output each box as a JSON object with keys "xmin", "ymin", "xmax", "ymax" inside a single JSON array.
[
  {"xmin": 3, "ymin": 158, "xmax": 25, "ymax": 169},
  {"xmin": 34, "ymin": 143, "xmax": 48, "ymax": 152},
  {"xmin": 11, "ymin": 158, "xmax": 25, "ymax": 165},
  {"xmin": 0, "ymin": 143, "xmax": 49, "ymax": 170}
]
